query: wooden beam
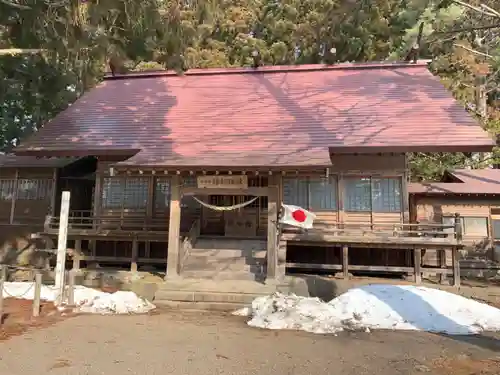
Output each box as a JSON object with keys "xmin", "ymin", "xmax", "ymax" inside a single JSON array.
[
  {"xmin": 166, "ymin": 175, "xmax": 181, "ymax": 279},
  {"xmin": 73, "ymin": 239, "xmax": 82, "ymax": 271},
  {"xmin": 401, "ymin": 167, "xmax": 410, "ymax": 223},
  {"xmin": 131, "ymin": 239, "xmax": 138, "ymax": 272},
  {"xmin": 282, "ymin": 232, "xmax": 463, "ymax": 248},
  {"xmin": 452, "ymin": 247, "xmax": 460, "ymax": 287},
  {"xmin": 342, "ymin": 244, "xmax": 349, "ymax": 278},
  {"xmin": 286, "ymin": 263, "xmax": 414, "ymax": 273},
  {"xmin": 439, "ymin": 249, "xmax": 448, "ymax": 284},
  {"xmin": 146, "ymin": 175, "xmax": 155, "ymax": 222},
  {"xmin": 182, "ymin": 186, "xmax": 269, "ymax": 196},
  {"xmin": 50, "ymin": 168, "xmax": 58, "ymax": 217},
  {"xmin": 414, "ymin": 248, "xmax": 422, "ymax": 284},
  {"xmin": 9, "ymin": 168, "xmax": 18, "ymax": 224},
  {"xmin": 337, "ymin": 173, "xmax": 345, "ymax": 225}
]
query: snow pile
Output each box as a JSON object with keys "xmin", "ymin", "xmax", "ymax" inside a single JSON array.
[
  {"xmin": 3, "ymin": 282, "xmax": 155, "ymax": 314},
  {"xmin": 235, "ymin": 284, "xmax": 500, "ymax": 335}
]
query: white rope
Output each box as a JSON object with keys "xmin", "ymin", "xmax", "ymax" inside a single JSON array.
[{"xmin": 191, "ymin": 196, "xmax": 259, "ymax": 212}]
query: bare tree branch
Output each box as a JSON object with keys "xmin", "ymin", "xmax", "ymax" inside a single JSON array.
[
  {"xmin": 0, "ymin": 0, "xmax": 30, "ymax": 10},
  {"xmin": 452, "ymin": 0, "xmax": 500, "ymax": 18},
  {"xmin": 453, "ymin": 43, "xmax": 494, "ymax": 58},
  {"xmin": 480, "ymin": 4, "xmax": 500, "ymax": 18},
  {"xmin": 435, "ymin": 23, "xmax": 500, "ymax": 34},
  {"xmin": 0, "ymin": 48, "xmax": 43, "ymax": 56}
]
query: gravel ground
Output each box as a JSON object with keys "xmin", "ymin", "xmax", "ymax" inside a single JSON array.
[{"xmin": 0, "ymin": 310, "xmax": 499, "ymax": 375}]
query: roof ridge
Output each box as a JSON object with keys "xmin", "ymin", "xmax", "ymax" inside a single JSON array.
[{"xmin": 103, "ymin": 60, "xmax": 432, "ymax": 81}]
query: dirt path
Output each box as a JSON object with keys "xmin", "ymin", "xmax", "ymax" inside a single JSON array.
[{"xmin": 0, "ymin": 310, "xmax": 499, "ymax": 375}]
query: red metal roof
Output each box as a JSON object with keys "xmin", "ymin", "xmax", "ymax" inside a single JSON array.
[
  {"xmin": 14, "ymin": 61, "xmax": 495, "ymax": 167},
  {"xmin": 409, "ymin": 169, "xmax": 500, "ymax": 195}
]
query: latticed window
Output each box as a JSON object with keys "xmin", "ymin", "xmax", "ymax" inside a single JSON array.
[
  {"xmin": 182, "ymin": 175, "xmax": 196, "ymax": 187},
  {"xmin": 123, "ymin": 178, "xmax": 148, "ymax": 209},
  {"xmin": 101, "ymin": 178, "xmax": 122, "ymax": 209},
  {"xmin": 17, "ymin": 179, "xmax": 53, "ymax": 200},
  {"xmin": 154, "ymin": 177, "xmax": 171, "ymax": 210},
  {"xmin": 344, "ymin": 178, "xmax": 371, "ymax": 211},
  {"xmin": 283, "ymin": 177, "xmax": 337, "ymax": 211},
  {"xmin": 101, "ymin": 177, "xmax": 149, "ymax": 209},
  {"xmin": 371, "ymin": 178, "xmax": 401, "ymax": 212},
  {"xmin": 344, "ymin": 177, "xmax": 402, "ymax": 213},
  {"xmin": 0, "ymin": 179, "xmax": 15, "ymax": 200}
]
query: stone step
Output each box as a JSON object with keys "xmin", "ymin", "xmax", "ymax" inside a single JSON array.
[
  {"xmin": 158, "ymin": 278, "xmax": 286, "ymax": 294},
  {"xmin": 182, "ymin": 262, "xmax": 263, "ymax": 274},
  {"xmin": 189, "ymin": 249, "xmax": 267, "ymax": 258},
  {"xmin": 180, "ymin": 270, "xmax": 264, "ymax": 281},
  {"xmin": 154, "ymin": 289, "xmax": 264, "ymax": 304},
  {"xmin": 183, "ymin": 256, "xmax": 265, "ymax": 268},
  {"xmin": 154, "ymin": 300, "xmax": 247, "ymax": 312},
  {"xmin": 195, "ymin": 238, "xmax": 267, "ymax": 251}
]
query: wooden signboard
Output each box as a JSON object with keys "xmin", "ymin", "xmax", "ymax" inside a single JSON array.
[{"xmin": 197, "ymin": 175, "xmax": 248, "ymax": 189}]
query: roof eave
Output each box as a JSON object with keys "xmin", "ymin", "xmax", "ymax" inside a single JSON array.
[
  {"xmin": 12, "ymin": 148, "xmax": 141, "ymax": 158},
  {"xmin": 329, "ymin": 143, "xmax": 495, "ymax": 154},
  {"xmin": 112, "ymin": 163, "xmax": 333, "ymax": 170},
  {"xmin": 410, "ymin": 191, "xmax": 500, "ymax": 197}
]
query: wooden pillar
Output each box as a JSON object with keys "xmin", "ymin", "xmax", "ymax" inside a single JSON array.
[
  {"xmin": 453, "ymin": 212, "xmax": 462, "ymax": 287},
  {"xmin": 165, "ymin": 175, "xmax": 181, "ymax": 279},
  {"xmin": 146, "ymin": 175, "xmax": 155, "ymax": 230},
  {"xmin": 131, "ymin": 239, "xmax": 138, "ymax": 272},
  {"xmin": 73, "ymin": 239, "xmax": 82, "ymax": 271},
  {"xmin": 9, "ymin": 169, "xmax": 19, "ymax": 224},
  {"xmin": 342, "ymin": 244, "xmax": 349, "ymax": 278},
  {"xmin": 413, "ymin": 248, "xmax": 422, "ymax": 284},
  {"xmin": 452, "ymin": 247, "xmax": 461, "ymax": 287},
  {"xmin": 439, "ymin": 249, "xmax": 448, "ymax": 284},
  {"xmin": 50, "ymin": 168, "xmax": 58, "ymax": 216},
  {"xmin": 266, "ymin": 176, "xmax": 279, "ymax": 282},
  {"xmin": 402, "ymin": 158, "xmax": 410, "ymax": 223},
  {"xmin": 337, "ymin": 173, "xmax": 345, "ymax": 229}
]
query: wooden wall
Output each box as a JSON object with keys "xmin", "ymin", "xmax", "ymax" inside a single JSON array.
[
  {"xmin": 411, "ymin": 194, "xmax": 500, "ymax": 266},
  {"xmin": 0, "ymin": 167, "xmax": 56, "ymax": 225},
  {"xmin": 277, "ymin": 154, "xmax": 407, "ymax": 232},
  {"xmin": 95, "ymin": 153, "xmax": 407, "ymax": 236},
  {"xmin": 97, "ymin": 161, "xmax": 199, "ymax": 232}
]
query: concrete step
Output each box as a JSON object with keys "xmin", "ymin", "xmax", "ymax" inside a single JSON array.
[
  {"xmin": 154, "ymin": 300, "xmax": 247, "ymax": 312},
  {"xmin": 189, "ymin": 249, "xmax": 267, "ymax": 258},
  {"xmin": 154, "ymin": 289, "xmax": 264, "ymax": 304},
  {"xmin": 180, "ymin": 270, "xmax": 264, "ymax": 281},
  {"xmin": 183, "ymin": 256, "xmax": 265, "ymax": 268},
  {"xmin": 195, "ymin": 238, "xmax": 267, "ymax": 251},
  {"xmin": 158, "ymin": 278, "xmax": 287, "ymax": 294}
]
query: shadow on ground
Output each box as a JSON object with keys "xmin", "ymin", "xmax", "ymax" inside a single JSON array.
[{"xmin": 293, "ymin": 274, "xmax": 500, "ymax": 353}]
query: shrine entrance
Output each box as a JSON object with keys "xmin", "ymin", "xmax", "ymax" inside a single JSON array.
[
  {"xmin": 181, "ymin": 174, "xmax": 270, "ymax": 239},
  {"xmin": 199, "ymin": 195, "xmax": 268, "ymax": 238}
]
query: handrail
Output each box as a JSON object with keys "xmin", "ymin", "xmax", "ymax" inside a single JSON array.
[
  {"xmin": 44, "ymin": 213, "xmax": 169, "ymax": 232},
  {"xmin": 281, "ymin": 213, "xmax": 464, "ymax": 243}
]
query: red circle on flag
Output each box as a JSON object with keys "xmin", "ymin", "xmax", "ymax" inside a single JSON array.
[{"xmin": 292, "ymin": 209, "xmax": 306, "ymax": 222}]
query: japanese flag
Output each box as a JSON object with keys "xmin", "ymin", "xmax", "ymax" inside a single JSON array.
[{"xmin": 279, "ymin": 204, "xmax": 316, "ymax": 229}]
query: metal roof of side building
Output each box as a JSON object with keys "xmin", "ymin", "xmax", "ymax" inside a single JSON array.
[
  {"xmin": 409, "ymin": 169, "xmax": 500, "ymax": 196},
  {"xmin": 13, "ymin": 61, "xmax": 495, "ymax": 168}
]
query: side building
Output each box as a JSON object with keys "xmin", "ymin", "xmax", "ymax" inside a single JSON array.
[{"xmin": 409, "ymin": 169, "xmax": 500, "ymax": 277}]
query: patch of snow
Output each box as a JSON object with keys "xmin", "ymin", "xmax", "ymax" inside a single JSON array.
[
  {"xmin": 3, "ymin": 282, "xmax": 155, "ymax": 314},
  {"xmin": 234, "ymin": 285, "xmax": 500, "ymax": 335}
]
